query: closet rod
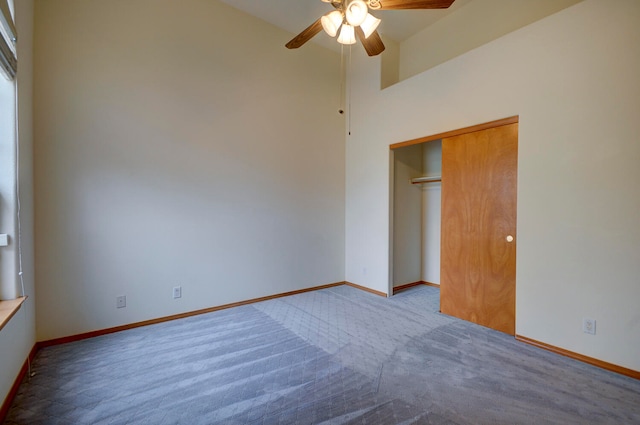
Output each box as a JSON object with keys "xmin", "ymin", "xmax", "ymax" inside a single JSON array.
[{"xmin": 411, "ymin": 176, "xmax": 442, "ymax": 184}]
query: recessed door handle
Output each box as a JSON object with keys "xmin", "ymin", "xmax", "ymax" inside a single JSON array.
[{"xmin": 506, "ymin": 235, "xmax": 514, "ymax": 242}]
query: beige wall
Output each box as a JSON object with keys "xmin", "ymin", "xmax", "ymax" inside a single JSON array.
[
  {"xmin": 0, "ymin": 0, "xmax": 36, "ymax": 406},
  {"xmin": 399, "ymin": 0, "xmax": 583, "ymax": 81},
  {"xmin": 346, "ymin": 0, "xmax": 640, "ymax": 371},
  {"xmin": 33, "ymin": 0, "xmax": 345, "ymax": 340}
]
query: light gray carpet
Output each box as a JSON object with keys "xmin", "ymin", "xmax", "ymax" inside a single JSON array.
[{"xmin": 4, "ymin": 285, "xmax": 640, "ymax": 424}]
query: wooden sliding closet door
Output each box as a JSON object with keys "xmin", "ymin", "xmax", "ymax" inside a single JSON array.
[{"xmin": 440, "ymin": 123, "xmax": 518, "ymax": 335}]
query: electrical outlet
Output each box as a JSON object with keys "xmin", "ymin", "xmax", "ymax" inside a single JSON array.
[
  {"xmin": 116, "ymin": 295, "xmax": 126, "ymax": 308},
  {"xmin": 583, "ymin": 318, "xmax": 596, "ymax": 335},
  {"xmin": 173, "ymin": 286, "xmax": 182, "ymax": 299}
]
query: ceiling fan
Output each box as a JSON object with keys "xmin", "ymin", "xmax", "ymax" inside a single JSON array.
[{"xmin": 286, "ymin": 0, "xmax": 455, "ymax": 57}]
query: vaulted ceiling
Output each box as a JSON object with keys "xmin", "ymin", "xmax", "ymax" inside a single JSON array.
[
  {"xmin": 218, "ymin": 0, "xmax": 583, "ymax": 77},
  {"xmin": 217, "ymin": 0, "xmax": 472, "ymax": 52}
]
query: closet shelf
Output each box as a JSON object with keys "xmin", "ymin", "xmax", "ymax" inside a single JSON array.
[{"xmin": 411, "ymin": 176, "xmax": 442, "ymax": 184}]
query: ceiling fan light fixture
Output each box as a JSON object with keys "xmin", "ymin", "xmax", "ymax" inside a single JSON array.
[
  {"xmin": 321, "ymin": 10, "xmax": 343, "ymax": 37},
  {"xmin": 345, "ymin": 0, "xmax": 368, "ymax": 27},
  {"xmin": 360, "ymin": 13, "xmax": 381, "ymax": 38},
  {"xmin": 337, "ymin": 24, "xmax": 356, "ymax": 45}
]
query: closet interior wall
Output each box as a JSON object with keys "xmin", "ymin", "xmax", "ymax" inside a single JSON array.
[{"xmin": 392, "ymin": 140, "xmax": 442, "ymax": 290}]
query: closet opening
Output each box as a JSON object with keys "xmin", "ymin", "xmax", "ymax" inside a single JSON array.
[{"xmin": 390, "ymin": 140, "xmax": 442, "ymax": 296}]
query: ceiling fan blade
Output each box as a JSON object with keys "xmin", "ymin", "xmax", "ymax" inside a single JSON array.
[
  {"xmin": 286, "ymin": 18, "xmax": 324, "ymax": 49},
  {"xmin": 356, "ymin": 27, "xmax": 385, "ymax": 56},
  {"xmin": 377, "ymin": 0, "xmax": 455, "ymax": 10}
]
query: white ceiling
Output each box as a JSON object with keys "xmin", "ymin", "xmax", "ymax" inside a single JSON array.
[{"xmin": 218, "ymin": 0, "xmax": 472, "ymax": 48}]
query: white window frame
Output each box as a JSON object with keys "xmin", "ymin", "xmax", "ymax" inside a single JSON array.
[{"xmin": 0, "ymin": 0, "xmax": 17, "ymax": 302}]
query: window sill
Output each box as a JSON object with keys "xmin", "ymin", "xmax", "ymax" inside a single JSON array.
[{"xmin": 0, "ymin": 296, "xmax": 27, "ymax": 332}]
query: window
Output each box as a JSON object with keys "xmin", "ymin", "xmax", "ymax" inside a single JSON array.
[
  {"xmin": 0, "ymin": 0, "xmax": 16, "ymax": 79},
  {"xmin": 0, "ymin": 0, "xmax": 17, "ymax": 302}
]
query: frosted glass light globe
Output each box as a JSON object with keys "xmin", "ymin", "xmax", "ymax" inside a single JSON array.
[
  {"xmin": 321, "ymin": 10, "xmax": 343, "ymax": 37},
  {"xmin": 337, "ymin": 24, "xmax": 356, "ymax": 45},
  {"xmin": 345, "ymin": 0, "xmax": 368, "ymax": 27}
]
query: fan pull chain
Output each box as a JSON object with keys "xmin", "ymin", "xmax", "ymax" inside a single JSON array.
[
  {"xmin": 339, "ymin": 43, "xmax": 345, "ymax": 115},
  {"xmin": 348, "ymin": 44, "xmax": 352, "ymax": 136}
]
